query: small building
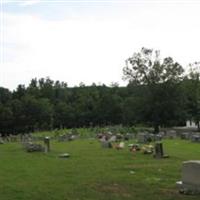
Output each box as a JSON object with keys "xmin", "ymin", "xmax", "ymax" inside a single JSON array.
[{"xmin": 186, "ymin": 120, "xmax": 199, "ymax": 129}]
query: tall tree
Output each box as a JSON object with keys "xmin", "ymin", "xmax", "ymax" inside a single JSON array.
[
  {"xmin": 184, "ymin": 62, "xmax": 200, "ymax": 130},
  {"xmin": 123, "ymin": 47, "xmax": 184, "ymax": 133}
]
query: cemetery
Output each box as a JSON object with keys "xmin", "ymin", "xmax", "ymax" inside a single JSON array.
[
  {"xmin": 2, "ymin": 0, "xmax": 200, "ymax": 198},
  {"xmin": 0, "ymin": 128, "xmax": 200, "ymax": 200}
]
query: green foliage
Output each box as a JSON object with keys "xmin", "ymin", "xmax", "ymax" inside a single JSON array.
[
  {"xmin": 0, "ymin": 78, "xmax": 131, "ymax": 134},
  {"xmin": 0, "ymin": 48, "xmax": 200, "ymax": 134},
  {"xmin": 184, "ymin": 62, "xmax": 200, "ymax": 129},
  {"xmin": 123, "ymin": 48, "xmax": 185, "ymax": 133}
]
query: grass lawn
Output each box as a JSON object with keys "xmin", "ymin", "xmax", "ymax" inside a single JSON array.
[{"xmin": 0, "ymin": 138, "xmax": 200, "ymax": 200}]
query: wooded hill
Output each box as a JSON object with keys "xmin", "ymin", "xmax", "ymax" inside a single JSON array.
[{"xmin": 0, "ymin": 76, "xmax": 198, "ymax": 134}]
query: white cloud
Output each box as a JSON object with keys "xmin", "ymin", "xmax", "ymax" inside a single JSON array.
[
  {"xmin": 20, "ymin": 0, "xmax": 41, "ymax": 6},
  {"xmin": 1, "ymin": 0, "xmax": 41, "ymax": 6},
  {"xmin": 1, "ymin": 1, "xmax": 200, "ymax": 90},
  {"xmin": 1, "ymin": 13, "xmax": 133, "ymax": 89}
]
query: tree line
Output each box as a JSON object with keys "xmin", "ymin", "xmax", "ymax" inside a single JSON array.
[{"xmin": 0, "ymin": 48, "xmax": 200, "ymax": 134}]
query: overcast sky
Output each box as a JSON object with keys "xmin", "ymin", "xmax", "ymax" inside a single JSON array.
[{"xmin": 1, "ymin": 0, "xmax": 200, "ymax": 90}]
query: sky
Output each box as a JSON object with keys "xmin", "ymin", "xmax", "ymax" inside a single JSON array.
[{"xmin": 0, "ymin": 0, "xmax": 200, "ymax": 90}]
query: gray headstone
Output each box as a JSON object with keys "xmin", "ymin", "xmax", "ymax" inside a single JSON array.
[
  {"xmin": 154, "ymin": 142, "xmax": 164, "ymax": 158},
  {"xmin": 180, "ymin": 132, "xmax": 190, "ymax": 140},
  {"xmin": 0, "ymin": 136, "xmax": 4, "ymax": 144},
  {"xmin": 44, "ymin": 136, "xmax": 50, "ymax": 153},
  {"xmin": 177, "ymin": 160, "xmax": 200, "ymax": 194},
  {"xmin": 24, "ymin": 142, "xmax": 45, "ymax": 152},
  {"xmin": 153, "ymin": 142, "xmax": 169, "ymax": 159},
  {"xmin": 137, "ymin": 132, "xmax": 149, "ymax": 143},
  {"xmin": 166, "ymin": 130, "xmax": 177, "ymax": 139},
  {"xmin": 191, "ymin": 135, "xmax": 200, "ymax": 143},
  {"xmin": 155, "ymin": 134, "xmax": 162, "ymax": 141},
  {"xmin": 109, "ymin": 135, "xmax": 117, "ymax": 142}
]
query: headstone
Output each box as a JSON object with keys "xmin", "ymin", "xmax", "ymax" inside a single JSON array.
[
  {"xmin": 0, "ymin": 137, "xmax": 4, "ymax": 144},
  {"xmin": 100, "ymin": 136, "xmax": 112, "ymax": 148},
  {"xmin": 154, "ymin": 142, "xmax": 163, "ymax": 158},
  {"xmin": 44, "ymin": 136, "xmax": 50, "ymax": 153},
  {"xmin": 148, "ymin": 133, "xmax": 162, "ymax": 142},
  {"xmin": 191, "ymin": 135, "xmax": 200, "ymax": 143},
  {"xmin": 0, "ymin": 134, "xmax": 4, "ymax": 144},
  {"xmin": 109, "ymin": 135, "xmax": 117, "ymax": 143},
  {"xmin": 166, "ymin": 130, "xmax": 177, "ymax": 139},
  {"xmin": 155, "ymin": 134, "xmax": 163, "ymax": 141},
  {"xmin": 154, "ymin": 142, "xmax": 169, "ymax": 158},
  {"xmin": 10, "ymin": 135, "xmax": 18, "ymax": 142},
  {"xmin": 177, "ymin": 160, "xmax": 200, "ymax": 194},
  {"xmin": 137, "ymin": 132, "xmax": 149, "ymax": 143},
  {"xmin": 180, "ymin": 132, "xmax": 190, "ymax": 140},
  {"xmin": 24, "ymin": 142, "xmax": 45, "ymax": 152},
  {"xmin": 68, "ymin": 134, "xmax": 76, "ymax": 141},
  {"xmin": 22, "ymin": 134, "xmax": 31, "ymax": 143},
  {"xmin": 159, "ymin": 131, "xmax": 165, "ymax": 137}
]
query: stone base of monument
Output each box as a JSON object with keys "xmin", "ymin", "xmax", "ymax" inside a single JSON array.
[
  {"xmin": 176, "ymin": 181, "xmax": 200, "ymax": 195},
  {"xmin": 153, "ymin": 154, "xmax": 169, "ymax": 159}
]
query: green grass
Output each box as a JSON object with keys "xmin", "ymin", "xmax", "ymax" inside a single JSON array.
[{"xmin": 0, "ymin": 138, "xmax": 200, "ymax": 200}]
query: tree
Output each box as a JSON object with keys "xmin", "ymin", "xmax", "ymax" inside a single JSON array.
[
  {"xmin": 184, "ymin": 62, "xmax": 200, "ymax": 130},
  {"xmin": 13, "ymin": 84, "xmax": 26, "ymax": 99},
  {"xmin": 11, "ymin": 99, "xmax": 26, "ymax": 133},
  {"xmin": 53, "ymin": 101, "xmax": 74, "ymax": 128},
  {"xmin": 0, "ymin": 104, "xmax": 13, "ymax": 134},
  {"xmin": 22, "ymin": 95, "xmax": 53, "ymax": 131},
  {"xmin": 123, "ymin": 47, "xmax": 184, "ymax": 133},
  {"xmin": 0, "ymin": 87, "xmax": 12, "ymax": 104}
]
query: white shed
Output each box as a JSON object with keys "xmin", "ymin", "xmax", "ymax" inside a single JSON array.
[{"xmin": 186, "ymin": 120, "xmax": 198, "ymax": 128}]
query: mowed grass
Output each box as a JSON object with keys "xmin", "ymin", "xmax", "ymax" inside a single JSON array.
[{"xmin": 0, "ymin": 138, "xmax": 200, "ymax": 200}]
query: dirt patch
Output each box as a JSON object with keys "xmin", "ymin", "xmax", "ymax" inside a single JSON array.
[
  {"xmin": 93, "ymin": 183, "xmax": 131, "ymax": 197},
  {"xmin": 159, "ymin": 188, "xmax": 182, "ymax": 197}
]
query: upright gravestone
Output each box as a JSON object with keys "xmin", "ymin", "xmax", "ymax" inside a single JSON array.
[
  {"xmin": 44, "ymin": 136, "xmax": 50, "ymax": 153},
  {"xmin": 154, "ymin": 142, "xmax": 164, "ymax": 158},
  {"xmin": 180, "ymin": 132, "xmax": 190, "ymax": 140},
  {"xmin": 191, "ymin": 135, "xmax": 200, "ymax": 143},
  {"xmin": 166, "ymin": 130, "xmax": 177, "ymax": 139},
  {"xmin": 0, "ymin": 136, "xmax": 4, "ymax": 144},
  {"xmin": 155, "ymin": 134, "xmax": 162, "ymax": 141},
  {"xmin": 153, "ymin": 142, "xmax": 169, "ymax": 158},
  {"xmin": 137, "ymin": 132, "xmax": 148, "ymax": 143},
  {"xmin": 109, "ymin": 135, "xmax": 117, "ymax": 143},
  {"xmin": 177, "ymin": 160, "xmax": 200, "ymax": 194}
]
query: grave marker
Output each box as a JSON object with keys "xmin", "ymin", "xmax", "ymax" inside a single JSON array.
[
  {"xmin": 177, "ymin": 160, "xmax": 200, "ymax": 194},
  {"xmin": 154, "ymin": 142, "xmax": 169, "ymax": 159},
  {"xmin": 44, "ymin": 136, "xmax": 50, "ymax": 153}
]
